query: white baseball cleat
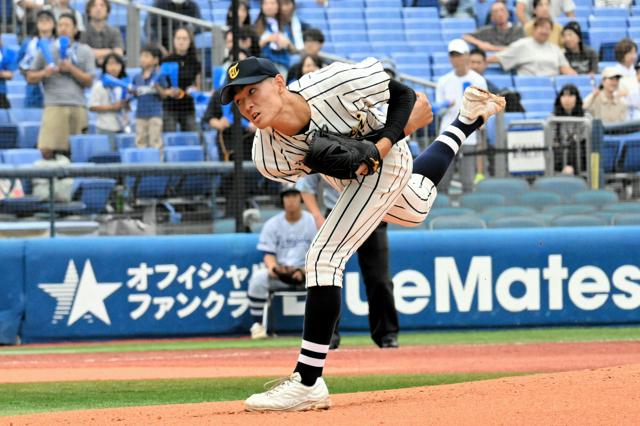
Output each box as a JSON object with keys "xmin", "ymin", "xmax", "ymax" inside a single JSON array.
[
  {"xmin": 250, "ymin": 322, "xmax": 267, "ymax": 339},
  {"xmin": 460, "ymin": 86, "xmax": 506, "ymax": 123},
  {"xmin": 244, "ymin": 372, "xmax": 331, "ymax": 412}
]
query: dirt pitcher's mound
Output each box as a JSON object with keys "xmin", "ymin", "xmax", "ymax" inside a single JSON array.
[{"xmin": 6, "ymin": 364, "xmax": 640, "ymax": 425}]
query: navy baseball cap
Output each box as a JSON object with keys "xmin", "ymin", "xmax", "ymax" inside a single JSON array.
[{"xmin": 220, "ymin": 57, "xmax": 280, "ymax": 105}]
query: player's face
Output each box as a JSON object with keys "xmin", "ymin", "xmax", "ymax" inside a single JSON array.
[
  {"xmin": 234, "ymin": 77, "xmax": 283, "ymax": 129},
  {"xmin": 282, "ymin": 193, "xmax": 302, "ymax": 213}
]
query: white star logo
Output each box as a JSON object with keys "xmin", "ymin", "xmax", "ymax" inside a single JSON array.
[{"xmin": 39, "ymin": 260, "xmax": 122, "ymax": 326}]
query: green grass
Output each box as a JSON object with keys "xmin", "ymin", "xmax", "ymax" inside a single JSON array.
[
  {"xmin": 0, "ymin": 372, "xmax": 520, "ymax": 416},
  {"xmin": 2, "ymin": 326, "xmax": 640, "ymax": 356}
]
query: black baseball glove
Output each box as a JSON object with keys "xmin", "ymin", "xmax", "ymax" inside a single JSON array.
[
  {"xmin": 273, "ymin": 265, "xmax": 305, "ymax": 286},
  {"xmin": 303, "ymin": 127, "xmax": 382, "ymax": 180}
]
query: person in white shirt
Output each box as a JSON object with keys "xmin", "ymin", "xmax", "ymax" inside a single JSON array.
[
  {"xmin": 611, "ymin": 38, "xmax": 640, "ymax": 120},
  {"xmin": 489, "ymin": 17, "xmax": 576, "ymax": 77},
  {"xmin": 516, "ymin": 0, "xmax": 575, "ymax": 26},
  {"xmin": 436, "ymin": 39, "xmax": 488, "ymax": 193}
]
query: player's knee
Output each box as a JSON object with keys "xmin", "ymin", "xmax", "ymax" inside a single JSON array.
[{"xmin": 247, "ymin": 269, "xmax": 270, "ymax": 299}]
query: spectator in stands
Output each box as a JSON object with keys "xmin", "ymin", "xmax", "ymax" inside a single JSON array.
[
  {"xmin": 254, "ymin": 0, "xmax": 293, "ymax": 73},
  {"xmin": 18, "ymin": 9, "xmax": 56, "ymax": 108},
  {"xmin": 134, "ymin": 45, "xmax": 170, "ymax": 149},
  {"xmin": 13, "ymin": 0, "xmax": 46, "ymax": 36},
  {"xmin": 27, "ymin": 12, "xmax": 95, "ymax": 158},
  {"xmin": 81, "ymin": 0, "xmax": 124, "ymax": 66},
  {"xmin": 516, "ymin": 0, "xmax": 575, "ymax": 26},
  {"xmin": 440, "ymin": 0, "xmax": 474, "ymax": 19},
  {"xmin": 551, "ymin": 84, "xmax": 587, "ymax": 173},
  {"xmin": 489, "ymin": 17, "xmax": 576, "ymax": 76},
  {"xmin": 286, "ymin": 28, "xmax": 325, "ymax": 83},
  {"xmin": 89, "ymin": 53, "xmax": 129, "ymax": 149},
  {"xmin": 468, "ymin": 48, "xmax": 500, "ymax": 93},
  {"xmin": 161, "ymin": 27, "xmax": 201, "ymax": 132},
  {"xmin": 45, "ymin": 0, "xmax": 84, "ymax": 32},
  {"xmin": 562, "ymin": 21, "xmax": 597, "ymax": 75},
  {"xmin": 0, "ymin": 40, "xmax": 14, "ymax": 109},
  {"xmin": 463, "ymin": 1, "xmax": 524, "ymax": 52},
  {"xmin": 436, "ymin": 39, "xmax": 487, "ymax": 194},
  {"xmin": 523, "ymin": 0, "xmax": 563, "ymax": 47},
  {"xmin": 147, "ymin": 0, "xmax": 201, "ymax": 54},
  {"xmin": 612, "ymin": 38, "xmax": 640, "ymax": 120},
  {"xmin": 584, "ymin": 67, "xmax": 628, "ymax": 124},
  {"xmin": 280, "ymin": 0, "xmax": 308, "ymax": 52},
  {"xmin": 203, "ymin": 49, "xmax": 255, "ymax": 161},
  {"xmin": 226, "ymin": 0, "xmax": 251, "ymax": 27},
  {"xmin": 247, "ymin": 185, "xmax": 316, "ymax": 340}
]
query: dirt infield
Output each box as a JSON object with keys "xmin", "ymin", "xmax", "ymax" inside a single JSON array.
[{"xmin": 3, "ymin": 341, "xmax": 640, "ymax": 424}]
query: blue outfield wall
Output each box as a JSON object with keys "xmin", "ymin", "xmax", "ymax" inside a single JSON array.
[{"xmin": 0, "ymin": 227, "xmax": 639, "ymax": 343}]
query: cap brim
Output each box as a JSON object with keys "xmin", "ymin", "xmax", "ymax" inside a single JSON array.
[{"xmin": 220, "ymin": 75, "xmax": 271, "ymax": 105}]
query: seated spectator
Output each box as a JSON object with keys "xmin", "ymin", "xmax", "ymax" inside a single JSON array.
[
  {"xmin": 246, "ymin": 185, "xmax": 316, "ymax": 339},
  {"xmin": 255, "ymin": 0, "xmax": 293, "ymax": 73},
  {"xmin": 18, "ymin": 9, "xmax": 56, "ymax": 108},
  {"xmin": 80, "ymin": 0, "xmax": 124, "ymax": 66},
  {"xmin": 562, "ymin": 22, "xmax": 597, "ymax": 75},
  {"xmin": 516, "ymin": 0, "xmax": 575, "ymax": 26},
  {"xmin": 489, "ymin": 17, "xmax": 576, "ymax": 76},
  {"xmin": 584, "ymin": 67, "xmax": 628, "ymax": 124},
  {"xmin": 226, "ymin": 0, "xmax": 251, "ymax": 27},
  {"xmin": 286, "ymin": 28, "xmax": 325, "ymax": 84},
  {"xmin": 0, "ymin": 41, "xmax": 14, "ymax": 109},
  {"xmin": 134, "ymin": 45, "xmax": 170, "ymax": 149},
  {"xmin": 147, "ymin": 0, "xmax": 201, "ymax": 54},
  {"xmin": 89, "ymin": 53, "xmax": 129, "ymax": 149},
  {"xmin": 551, "ymin": 84, "xmax": 587, "ymax": 172},
  {"xmin": 161, "ymin": 27, "xmax": 201, "ymax": 132},
  {"xmin": 612, "ymin": 38, "xmax": 640, "ymax": 120},
  {"xmin": 203, "ymin": 49, "xmax": 255, "ymax": 161},
  {"xmin": 440, "ymin": 0, "xmax": 474, "ymax": 19},
  {"xmin": 27, "ymin": 12, "xmax": 95, "ymax": 158},
  {"xmin": 523, "ymin": 0, "xmax": 564, "ymax": 47},
  {"xmin": 13, "ymin": 0, "xmax": 46, "ymax": 36},
  {"xmin": 280, "ymin": 0, "xmax": 308, "ymax": 52},
  {"xmin": 463, "ymin": 1, "xmax": 524, "ymax": 52},
  {"xmin": 44, "ymin": 0, "xmax": 84, "ymax": 32},
  {"xmin": 468, "ymin": 48, "xmax": 500, "ymax": 93},
  {"xmin": 436, "ymin": 39, "xmax": 487, "ymax": 194}
]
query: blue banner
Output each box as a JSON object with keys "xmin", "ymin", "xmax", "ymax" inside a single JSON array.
[
  {"xmin": 0, "ymin": 240, "xmax": 24, "ymax": 344},
  {"xmin": 12, "ymin": 227, "xmax": 640, "ymax": 343}
]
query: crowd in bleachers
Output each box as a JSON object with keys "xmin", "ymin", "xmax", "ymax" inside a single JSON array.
[{"xmin": 2, "ymin": 0, "xmax": 640, "ymax": 227}]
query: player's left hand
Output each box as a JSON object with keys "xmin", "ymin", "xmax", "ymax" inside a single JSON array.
[{"xmin": 355, "ymin": 138, "xmax": 390, "ymax": 175}]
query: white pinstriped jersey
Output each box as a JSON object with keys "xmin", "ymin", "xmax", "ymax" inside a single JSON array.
[{"xmin": 251, "ymin": 58, "xmax": 392, "ymax": 184}]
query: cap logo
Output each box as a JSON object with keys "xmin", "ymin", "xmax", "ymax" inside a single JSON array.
[{"xmin": 228, "ymin": 63, "xmax": 239, "ymax": 80}]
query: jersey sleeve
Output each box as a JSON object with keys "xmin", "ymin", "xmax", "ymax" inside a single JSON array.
[
  {"xmin": 251, "ymin": 130, "xmax": 307, "ymax": 184},
  {"xmin": 257, "ymin": 217, "xmax": 278, "ymax": 254},
  {"xmin": 295, "ymin": 173, "xmax": 321, "ymax": 194}
]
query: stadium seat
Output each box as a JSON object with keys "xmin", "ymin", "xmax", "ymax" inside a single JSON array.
[
  {"xmin": 519, "ymin": 87, "xmax": 556, "ymax": 101},
  {"xmin": 162, "ymin": 131, "xmax": 200, "ymax": 147},
  {"xmin": 460, "ymin": 192, "xmax": 507, "ymax": 211},
  {"xmin": 480, "ymin": 205, "xmax": 537, "ymax": 222},
  {"xmin": 6, "ymin": 81, "xmax": 25, "ymax": 95},
  {"xmin": 602, "ymin": 201, "xmax": 640, "ymax": 214},
  {"xmin": 433, "ymin": 193, "xmax": 450, "ymax": 208},
  {"xmin": 533, "ymin": 176, "xmax": 588, "ymax": 198},
  {"xmin": 1, "ymin": 148, "xmax": 42, "ymax": 165},
  {"xmin": 327, "ymin": 8, "xmax": 363, "ymax": 21},
  {"xmin": 489, "ymin": 75, "xmax": 514, "ymax": 90},
  {"xmin": 329, "ymin": 19, "xmax": 366, "ymax": 32},
  {"xmin": 550, "ymin": 214, "xmax": 608, "ymax": 227},
  {"xmin": 0, "ymin": 109, "xmax": 10, "ymax": 123},
  {"xmin": 368, "ymin": 30, "xmax": 405, "ymax": 43},
  {"xmin": 69, "ymin": 135, "xmax": 112, "ymax": 163},
  {"xmin": 16, "ymin": 121, "xmax": 40, "ymax": 149},
  {"xmin": 365, "ymin": 18, "xmax": 403, "ymax": 31},
  {"xmin": 592, "ymin": 7, "xmax": 630, "ymax": 18},
  {"xmin": 365, "ymin": 9, "xmax": 402, "ymax": 21},
  {"xmin": 202, "ymin": 130, "xmax": 220, "ymax": 161},
  {"xmin": 72, "ymin": 178, "xmax": 116, "ymax": 214},
  {"xmin": 543, "ymin": 203, "xmax": 597, "ymax": 216},
  {"xmin": 427, "ymin": 207, "xmax": 476, "ymax": 219},
  {"xmin": 0, "ymin": 123, "xmax": 19, "ymax": 149},
  {"xmin": 588, "ymin": 16, "xmax": 626, "ymax": 29},
  {"xmin": 517, "ymin": 191, "xmax": 563, "ymax": 210},
  {"xmin": 7, "ymin": 94, "xmax": 25, "ymax": 109},
  {"xmin": 571, "ymin": 189, "xmax": 618, "ymax": 208},
  {"xmin": 514, "ymin": 75, "xmax": 554, "ymax": 89},
  {"xmin": 620, "ymin": 139, "xmax": 640, "ymax": 172},
  {"xmin": 120, "ymin": 147, "xmax": 169, "ymax": 198},
  {"xmin": 588, "ymin": 28, "xmax": 628, "ymax": 53},
  {"xmin": 164, "ymin": 146, "xmax": 211, "ymax": 196},
  {"xmin": 429, "ymin": 215, "xmax": 486, "ymax": 230},
  {"xmin": 401, "ymin": 6, "xmax": 438, "ymax": 20},
  {"xmin": 489, "ymin": 215, "xmax": 547, "ymax": 228},
  {"xmin": 601, "ymin": 139, "xmax": 622, "ymax": 173},
  {"xmin": 332, "ymin": 0, "xmax": 365, "ymax": 8},
  {"xmin": 612, "ymin": 213, "xmax": 640, "ymax": 226},
  {"xmin": 115, "ymin": 133, "xmax": 136, "ymax": 151},
  {"xmin": 331, "ymin": 30, "xmax": 368, "ymax": 43},
  {"xmin": 554, "ymin": 75, "xmax": 593, "ymax": 91},
  {"xmin": 475, "ymin": 177, "xmax": 530, "ymax": 200},
  {"xmin": 365, "ymin": 0, "xmax": 402, "ymax": 8}
]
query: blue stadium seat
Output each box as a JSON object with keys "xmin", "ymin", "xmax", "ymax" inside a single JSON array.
[
  {"xmin": 460, "ymin": 192, "xmax": 507, "ymax": 211},
  {"xmin": 551, "ymin": 214, "xmax": 608, "ymax": 227},
  {"xmin": 329, "ymin": 19, "xmax": 366, "ymax": 31},
  {"xmin": 480, "ymin": 205, "xmax": 537, "ymax": 222},
  {"xmin": 428, "ymin": 207, "xmax": 476, "ymax": 219},
  {"xmin": 543, "ymin": 203, "xmax": 597, "ymax": 216},
  {"xmin": 401, "ymin": 6, "xmax": 438, "ymax": 20},
  {"xmin": 592, "ymin": 7, "xmax": 630, "ymax": 19},
  {"xmin": 475, "ymin": 177, "xmax": 530, "ymax": 199},
  {"xmin": 521, "ymin": 99, "xmax": 554, "ymax": 114},
  {"xmin": 533, "ymin": 176, "xmax": 588, "ymax": 198},
  {"xmin": 327, "ymin": 8, "xmax": 363, "ymax": 21},
  {"xmin": 554, "ymin": 75, "xmax": 593, "ymax": 91},
  {"xmin": 332, "ymin": 0, "xmax": 365, "ymax": 8},
  {"xmin": 368, "ymin": 30, "xmax": 405, "ymax": 43},
  {"xmin": 69, "ymin": 135, "xmax": 112, "ymax": 163},
  {"xmin": 588, "ymin": 16, "xmax": 626, "ymax": 29},
  {"xmin": 489, "ymin": 75, "xmax": 514, "ymax": 90},
  {"xmin": 405, "ymin": 29, "xmax": 443, "ymax": 45},
  {"xmin": 1, "ymin": 148, "xmax": 42, "ymax": 165},
  {"xmin": 0, "ymin": 124, "xmax": 20, "ymax": 149},
  {"xmin": 164, "ymin": 146, "xmax": 211, "ymax": 196},
  {"xmin": 612, "ymin": 213, "xmax": 640, "ymax": 226},
  {"xmin": 602, "ymin": 201, "xmax": 640, "ymax": 214},
  {"xmin": 365, "ymin": 0, "xmax": 402, "ymax": 8},
  {"xmin": 72, "ymin": 178, "xmax": 116, "ymax": 214},
  {"xmin": 519, "ymin": 87, "xmax": 556, "ymax": 101},
  {"xmin": 429, "ymin": 215, "xmax": 486, "ymax": 230},
  {"xmin": 331, "ymin": 30, "xmax": 368, "ymax": 43},
  {"xmin": 620, "ymin": 139, "xmax": 640, "ymax": 172},
  {"xmin": 572, "ymin": 189, "xmax": 618, "ymax": 208},
  {"xmin": 392, "ymin": 52, "xmax": 430, "ymax": 65},
  {"xmin": 298, "ymin": 9, "xmax": 327, "ymax": 21},
  {"xmin": 162, "ymin": 131, "xmax": 200, "ymax": 147},
  {"xmin": 17, "ymin": 121, "xmax": 40, "ymax": 149},
  {"xmin": 488, "ymin": 216, "xmax": 546, "ymax": 228},
  {"xmin": 202, "ymin": 130, "xmax": 220, "ymax": 161},
  {"xmin": 9, "ymin": 108, "xmax": 43, "ymax": 123},
  {"xmin": 601, "ymin": 139, "xmax": 622, "ymax": 172},
  {"xmin": 628, "ymin": 16, "xmax": 640, "ymax": 28},
  {"xmin": 365, "ymin": 9, "xmax": 402, "ymax": 21},
  {"xmin": 517, "ymin": 191, "xmax": 563, "ymax": 210},
  {"xmin": 371, "ymin": 41, "xmax": 414, "ymax": 54},
  {"xmin": 398, "ymin": 64, "xmax": 431, "ymax": 77},
  {"xmin": 333, "ymin": 42, "xmax": 373, "ymax": 56},
  {"xmin": 0, "ymin": 109, "xmax": 10, "ymax": 123},
  {"xmin": 588, "ymin": 28, "xmax": 628, "ymax": 52},
  {"xmin": 115, "ymin": 133, "xmax": 136, "ymax": 151},
  {"xmin": 433, "ymin": 193, "xmax": 450, "ymax": 208},
  {"xmin": 7, "ymin": 94, "xmax": 25, "ymax": 109},
  {"xmin": 514, "ymin": 75, "xmax": 554, "ymax": 89},
  {"xmin": 365, "ymin": 18, "xmax": 404, "ymax": 31},
  {"xmin": 440, "ymin": 18, "xmax": 476, "ymax": 32},
  {"xmin": 6, "ymin": 81, "xmax": 25, "ymax": 95},
  {"xmin": 120, "ymin": 147, "xmax": 169, "ymax": 198},
  {"xmin": 0, "ymin": 33, "xmax": 18, "ymax": 47}
]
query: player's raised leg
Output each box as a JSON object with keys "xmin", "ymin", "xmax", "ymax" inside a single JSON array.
[{"xmin": 385, "ymin": 86, "xmax": 506, "ymax": 226}]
